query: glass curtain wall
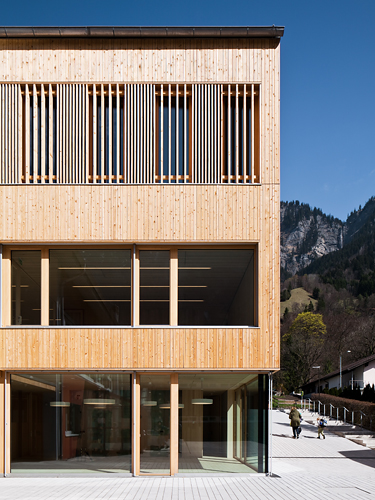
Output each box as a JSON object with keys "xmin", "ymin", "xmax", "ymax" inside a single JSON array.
[
  {"xmin": 178, "ymin": 249, "xmax": 254, "ymax": 326},
  {"xmin": 11, "ymin": 251, "xmax": 41, "ymax": 325},
  {"xmin": 140, "ymin": 374, "xmax": 171, "ymax": 474},
  {"xmin": 178, "ymin": 374, "xmax": 267, "ymax": 473},
  {"xmin": 11, "ymin": 373, "xmax": 132, "ymax": 473},
  {"xmin": 140, "ymin": 250, "xmax": 170, "ymax": 325},
  {"xmin": 49, "ymin": 249, "xmax": 131, "ymax": 326}
]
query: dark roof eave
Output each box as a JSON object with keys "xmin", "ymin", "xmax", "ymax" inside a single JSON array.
[{"xmin": 0, "ymin": 26, "xmax": 284, "ymax": 39}]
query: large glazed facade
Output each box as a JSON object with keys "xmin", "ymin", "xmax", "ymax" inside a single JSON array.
[{"xmin": 0, "ymin": 26, "xmax": 282, "ymax": 475}]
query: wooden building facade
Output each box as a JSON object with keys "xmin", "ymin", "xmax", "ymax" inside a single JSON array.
[{"xmin": 0, "ymin": 26, "xmax": 283, "ymax": 476}]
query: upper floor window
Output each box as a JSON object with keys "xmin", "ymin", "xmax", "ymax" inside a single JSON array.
[
  {"xmin": 10, "ymin": 247, "xmax": 255, "ymax": 328},
  {"xmin": 0, "ymin": 83, "xmax": 259, "ymax": 185}
]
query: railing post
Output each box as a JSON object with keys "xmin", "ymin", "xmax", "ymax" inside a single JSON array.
[
  {"xmin": 344, "ymin": 408, "xmax": 346, "ymax": 423},
  {"xmin": 352, "ymin": 411, "xmax": 354, "ymax": 425},
  {"xmin": 323, "ymin": 404, "xmax": 325, "ymax": 417},
  {"xmin": 336, "ymin": 407, "xmax": 338, "ymax": 423}
]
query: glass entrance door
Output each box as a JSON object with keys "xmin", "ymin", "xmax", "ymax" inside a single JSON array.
[{"xmin": 139, "ymin": 374, "xmax": 171, "ymax": 475}]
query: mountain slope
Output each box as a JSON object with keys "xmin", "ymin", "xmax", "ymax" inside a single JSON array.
[
  {"xmin": 281, "ymin": 201, "xmax": 343, "ymax": 277},
  {"xmin": 281, "ymin": 197, "xmax": 375, "ymax": 281},
  {"xmin": 301, "ymin": 197, "xmax": 375, "ymax": 295}
]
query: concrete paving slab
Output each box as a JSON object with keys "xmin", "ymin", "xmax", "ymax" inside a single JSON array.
[{"xmin": 2, "ymin": 410, "xmax": 375, "ymax": 499}]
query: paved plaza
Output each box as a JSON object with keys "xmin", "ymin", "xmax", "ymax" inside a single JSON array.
[{"xmin": 2, "ymin": 410, "xmax": 375, "ymax": 499}]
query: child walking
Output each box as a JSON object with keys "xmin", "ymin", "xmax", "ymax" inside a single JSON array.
[{"xmin": 317, "ymin": 417, "xmax": 327, "ymax": 439}]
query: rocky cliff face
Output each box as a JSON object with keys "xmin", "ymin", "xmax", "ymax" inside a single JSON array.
[
  {"xmin": 281, "ymin": 198, "xmax": 375, "ymax": 278},
  {"xmin": 281, "ymin": 202, "xmax": 344, "ymax": 277}
]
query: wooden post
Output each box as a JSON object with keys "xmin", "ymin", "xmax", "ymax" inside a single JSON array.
[
  {"xmin": 170, "ymin": 248, "xmax": 178, "ymax": 326},
  {"xmin": 133, "ymin": 373, "xmax": 140, "ymax": 476},
  {"xmin": 170, "ymin": 373, "xmax": 179, "ymax": 475},
  {"xmin": 1, "ymin": 247, "xmax": 11, "ymax": 327},
  {"xmin": 41, "ymin": 248, "xmax": 49, "ymax": 326},
  {"xmin": 0, "ymin": 372, "xmax": 11, "ymax": 475}
]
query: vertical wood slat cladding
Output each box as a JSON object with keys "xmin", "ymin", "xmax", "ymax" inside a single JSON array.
[
  {"xmin": 0, "ymin": 327, "xmax": 279, "ymax": 370},
  {"xmin": 0, "ymin": 38, "xmax": 279, "ymax": 84},
  {"xmin": 1, "ymin": 83, "xmax": 259, "ymax": 185},
  {"xmin": 0, "ymin": 84, "xmax": 22, "ymax": 183},
  {"xmin": 0, "ymin": 184, "xmax": 261, "ymax": 242}
]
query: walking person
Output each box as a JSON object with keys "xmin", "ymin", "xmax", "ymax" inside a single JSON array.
[
  {"xmin": 289, "ymin": 406, "xmax": 301, "ymax": 439},
  {"xmin": 317, "ymin": 417, "xmax": 327, "ymax": 439}
]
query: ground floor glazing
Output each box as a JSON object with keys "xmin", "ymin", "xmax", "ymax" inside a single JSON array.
[{"xmin": 8, "ymin": 372, "xmax": 269, "ymax": 475}]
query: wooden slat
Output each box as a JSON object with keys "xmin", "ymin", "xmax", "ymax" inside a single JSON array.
[
  {"xmin": 41, "ymin": 247, "xmax": 49, "ymax": 326},
  {"xmin": 108, "ymin": 83, "xmax": 112, "ymax": 183},
  {"xmin": 168, "ymin": 84, "xmax": 171, "ymax": 183},
  {"xmin": 251, "ymin": 84, "xmax": 254, "ymax": 184},
  {"xmin": 160, "ymin": 84, "xmax": 164, "ymax": 183},
  {"xmin": 235, "ymin": 84, "xmax": 239, "ymax": 184},
  {"xmin": 48, "ymin": 84, "xmax": 53, "ymax": 183},
  {"xmin": 176, "ymin": 84, "xmax": 179, "ymax": 183},
  {"xmin": 100, "ymin": 84, "xmax": 104, "ymax": 183},
  {"xmin": 243, "ymin": 84, "xmax": 247, "ymax": 183},
  {"xmin": 170, "ymin": 373, "xmax": 178, "ymax": 475},
  {"xmin": 92, "ymin": 84, "xmax": 97, "ymax": 183},
  {"xmin": 116, "ymin": 84, "xmax": 120, "ymax": 184},
  {"xmin": 33, "ymin": 84, "xmax": 38, "ymax": 184},
  {"xmin": 41, "ymin": 84, "xmax": 45, "ymax": 183}
]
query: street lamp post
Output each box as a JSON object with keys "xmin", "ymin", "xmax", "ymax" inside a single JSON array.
[
  {"xmin": 313, "ymin": 366, "xmax": 320, "ymax": 396},
  {"xmin": 339, "ymin": 350, "xmax": 351, "ymax": 389}
]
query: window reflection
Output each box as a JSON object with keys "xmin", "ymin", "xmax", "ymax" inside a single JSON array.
[
  {"xmin": 11, "ymin": 373, "xmax": 131, "ymax": 473},
  {"xmin": 140, "ymin": 250, "xmax": 170, "ymax": 325},
  {"xmin": 178, "ymin": 249, "xmax": 254, "ymax": 326},
  {"xmin": 49, "ymin": 250, "xmax": 131, "ymax": 326},
  {"xmin": 11, "ymin": 251, "xmax": 41, "ymax": 325}
]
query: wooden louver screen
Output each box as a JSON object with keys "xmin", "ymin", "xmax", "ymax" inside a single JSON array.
[
  {"xmin": 0, "ymin": 84, "xmax": 22, "ymax": 183},
  {"xmin": 0, "ymin": 83, "xmax": 260, "ymax": 185}
]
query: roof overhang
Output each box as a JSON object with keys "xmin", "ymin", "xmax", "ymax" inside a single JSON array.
[{"xmin": 0, "ymin": 26, "xmax": 284, "ymax": 39}]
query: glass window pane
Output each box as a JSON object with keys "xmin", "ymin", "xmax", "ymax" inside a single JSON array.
[
  {"xmin": 140, "ymin": 250, "xmax": 169, "ymax": 325},
  {"xmin": 178, "ymin": 374, "xmax": 260, "ymax": 474},
  {"xmin": 49, "ymin": 250, "xmax": 131, "ymax": 326},
  {"xmin": 11, "ymin": 372, "xmax": 131, "ymax": 473},
  {"xmin": 178, "ymin": 249, "xmax": 254, "ymax": 326},
  {"xmin": 11, "ymin": 251, "xmax": 41, "ymax": 325},
  {"xmin": 140, "ymin": 374, "xmax": 170, "ymax": 474}
]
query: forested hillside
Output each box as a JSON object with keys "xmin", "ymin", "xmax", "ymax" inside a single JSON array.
[
  {"xmin": 279, "ymin": 196, "xmax": 375, "ymax": 393},
  {"xmin": 301, "ymin": 196, "xmax": 375, "ymax": 296}
]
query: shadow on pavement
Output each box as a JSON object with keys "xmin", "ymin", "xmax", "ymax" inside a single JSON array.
[{"xmin": 339, "ymin": 449, "xmax": 375, "ymax": 469}]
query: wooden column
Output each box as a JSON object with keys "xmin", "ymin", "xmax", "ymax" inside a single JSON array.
[
  {"xmin": 1, "ymin": 247, "xmax": 11, "ymax": 327},
  {"xmin": 41, "ymin": 248, "xmax": 49, "ymax": 326},
  {"xmin": 133, "ymin": 373, "xmax": 140, "ymax": 475},
  {"xmin": 170, "ymin": 373, "xmax": 179, "ymax": 475},
  {"xmin": 170, "ymin": 248, "xmax": 178, "ymax": 326},
  {"xmin": 0, "ymin": 372, "xmax": 11, "ymax": 475},
  {"xmin": 133, "ymin": 246, "xmax": 139, "ymax": 326}
]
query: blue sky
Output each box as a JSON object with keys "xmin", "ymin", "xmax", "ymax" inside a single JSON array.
[{"xmin": 2, "ymin": 0, "xmax": 375, "ymax": 221}]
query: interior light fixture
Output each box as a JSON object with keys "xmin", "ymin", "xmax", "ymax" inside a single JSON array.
[
  {"xmin": 73, "ymin": 285, "xmax": 130, "ymax": 288},
  {"xmin": 58, "ymin": 267, "xmax": 131, "ymax": 270},
  {"xmin": 191, "ymin": 399, "xmax": 213, "ymax": 405},
  {"xmin": 50, "ymin": 401, "xmax": 70, "ymax": 407},
  {"xmin": 142, "ymin": 401, "xmax": 157, "ymax": 407},
  {"xmin": 83, "ymin": 300, "xmax": 130, "ymax": 302},
  {"xmin": 83, "ymin": 398, "xmax": 115, "ymax": 405},
  {"xmin": 160, "ymin": 403, "xmax": 185, "ymax": 409},
  {"xmin": 178, "ymin": 267, "xmax": 211, "ymax": 270}
]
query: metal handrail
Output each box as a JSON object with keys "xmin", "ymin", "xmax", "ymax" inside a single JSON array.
[{"xmin": 299, "ymin": 399, "xmax": 373, "ymax": 430}]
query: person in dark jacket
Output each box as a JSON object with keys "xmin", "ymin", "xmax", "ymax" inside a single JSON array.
[{"xmin": 289, "ymin": 406, "xmax": 301, "ymax": 439}]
